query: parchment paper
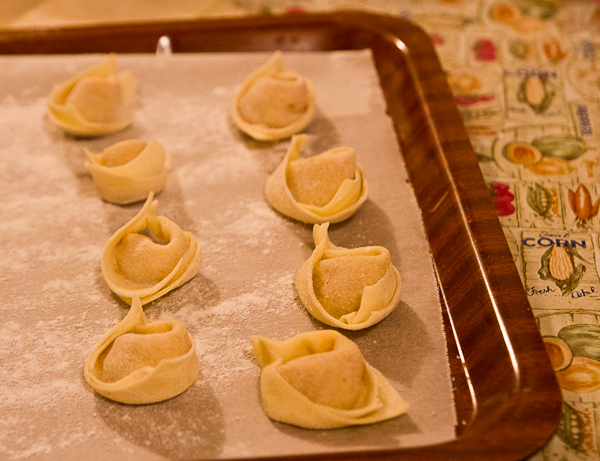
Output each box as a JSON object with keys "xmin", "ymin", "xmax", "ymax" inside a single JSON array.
[{"xmin": 0, "ymin": 51, "xmax": 456, "ymax": 460}]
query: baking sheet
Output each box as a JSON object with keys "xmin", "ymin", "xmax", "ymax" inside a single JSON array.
[{"xmin": 0, "ymin": 51, "xmax": 456, "ymax": 460}]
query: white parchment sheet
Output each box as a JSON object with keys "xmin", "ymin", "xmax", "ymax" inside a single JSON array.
[{"xmin": 0, "ymin": 51, "xmax": 456, "ymax": 460}]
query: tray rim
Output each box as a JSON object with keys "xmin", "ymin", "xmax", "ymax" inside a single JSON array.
[{"xmin": 0, "ymin": 11, "xmax": 563, "ymax": 461}]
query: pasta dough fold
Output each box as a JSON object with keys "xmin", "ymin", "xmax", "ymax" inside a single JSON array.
[
  {"xmin": 232, "ymin": 51, "xmax": 315, "ymax": 141},
  {"xmin": 47, "ymin": 54, "xmax": 136, "ymax": 136},
  {"xmin": 296, "ymin": 223, "xmax": 401, "ymax": 330},
  {"xmin": 85, "ymin": 139, "xmax": 170, "ymax": 205},
  {"xmin": 101, "ymin": 192, "xmax": 202, "ymax": 305},
  {"xmin": 252, "ymin": 330, "xmax": 408, "ymax": 429},
  {"xmin": 84, "ymin": 295, "xmax": 199, "ymax": 404},
  {"xmin": 265, "ymin": 134, "xmax": 368, "ymax": 224}
]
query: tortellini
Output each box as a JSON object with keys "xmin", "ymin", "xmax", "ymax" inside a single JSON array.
[
  {"xmin": 47, "ymin": 54, "xmax": 136, "ymax": 137},
  {"xmin": 101, "ymin": 192, "xmax": 202, "ymax": 305},
  {"xmin": 232, "ymin": 51, "xmax": 315, "ymax": 141},
  {"xmin": 265, "ymin": 134, "xmax": 368, "ymax": 224},
  {"xmin": 251, "ymin": 330, "xmax": 409, "ymax": 429},
  {"xmin": 85, "ymin": 139, "xmax": 170, "ymax": 205},
  {"xmin": 296, "ymin": 223, "xmax": 401, "ymax": 330},
  {"xmin": 84, "ymin": 295, "xmax": 199, "ymax": 404}
]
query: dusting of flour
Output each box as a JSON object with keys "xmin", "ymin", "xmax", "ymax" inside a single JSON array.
[
  {"xmin": 0, "ymin": 53, "xmax": 456, "ymax": 460},
  {"xmin": 0, "ymin": 55, "xmax": 315, "ymax": 460}
]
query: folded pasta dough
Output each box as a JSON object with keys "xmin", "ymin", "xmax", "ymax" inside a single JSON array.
[
  {"xmin": 101, "ymin": 192, "xmax": 202, "ymax": 305},
  {"xmin": 232, "ymin": 51, "xmax": 315, "ymax": 141},
  {"xmin": 85, "ymin": 139, "xmax": 170, "ymax": 205},
  {"xmin": 47, "ymin": 54, "xmax": 136, "ymax": 136},
  {"xmin": 265, "ymin": 134, "xmax": 368, "ymax": 224},
  {"xmin": 296, "ymin": 223, "xmax": 401, "ymax": 330},
  {"xmin": 251, "ymin": 330, "xmax": 409, "ymax": 429},
  {"xmin": 84, "ymin": 295, "xmax": 199, "ymax": 404}
]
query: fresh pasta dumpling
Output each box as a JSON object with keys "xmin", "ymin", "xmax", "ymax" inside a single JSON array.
[
  {"xmin": 232, "ymin": 51, "xmax": 315, "ymax": 141},
  {"xmin": 47, "ymin": 54, "xmax": 136, "ymax": 136},
  {"xmin": 265, "ymin": 134, "xmax": 368, "ymax": 224},
  {"xmin": 251, "ymin": 330, "xmax": 409, "ymax": 429},
  {"xmin": 101, "ymin": 192, "xmax": 202, "ymax": 305},
  {"xmin": 85, "ymin": 139, "xmax": 170, "ymax": 205},
  {"xmin": 84, "ymin": 295, "xmax": 199, "ymax": 404},
  {"xmin": 296, "ymin": 223, "xmax": 401, "ymax": 330}
]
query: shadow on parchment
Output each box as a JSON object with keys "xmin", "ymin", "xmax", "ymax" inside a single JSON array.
[
  {"xmin": 44, "ymin": 112, "xmax": 195, "ymax": 244},
  {"xmin": 44, "ymin": 117, "xmax": 150, "ymax": 203},
  {"xmin": 148, "ymin": 272, "xmax": 222, "ymax": 316},
  {"xmin": 95, "ymin": 376, "xmax": 224, "ymax": 460},
  {"xmin": 297, "ymin": 295, "xmax": 432, "ymax": 388},
  {"xmin": 86, "ymin": 271, "xmax": 224, "ymax": 458},
  {"xmin": 91, "ymin": 266, "xmax": 222, "ymax": 332},
  {"xmin": 100, "ymin": 164, "xmax": 194, "ymax": 238},
  {"xmin": 229, "ymin": 107, "xmax": 342, "ymax": 176},
  {"xmin": 281, "ymin": 197, "xmax": 433, "ymax": 386},
  {"xmin": 269, "ymin": 411, "xmax": 419, "ymax": 451},
  {"xmin": 254, "ymin": 296, "xmax": 429, "ymax": 452},
  {"xmin": 248, "ymin": 345, "xmax": 419, "ymax": 455},
  {"xmin": 286, "ymin": 198, "xmax": 401, "ymax": 269},
  {"xmin": 87, "ymin": 271, "xmax": 225, "ymax": 460}
]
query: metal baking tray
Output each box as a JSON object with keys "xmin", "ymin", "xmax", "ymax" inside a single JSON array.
[{"xmin": 0, "ymin": 11, "xmax": 562, "ymax": 460}]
